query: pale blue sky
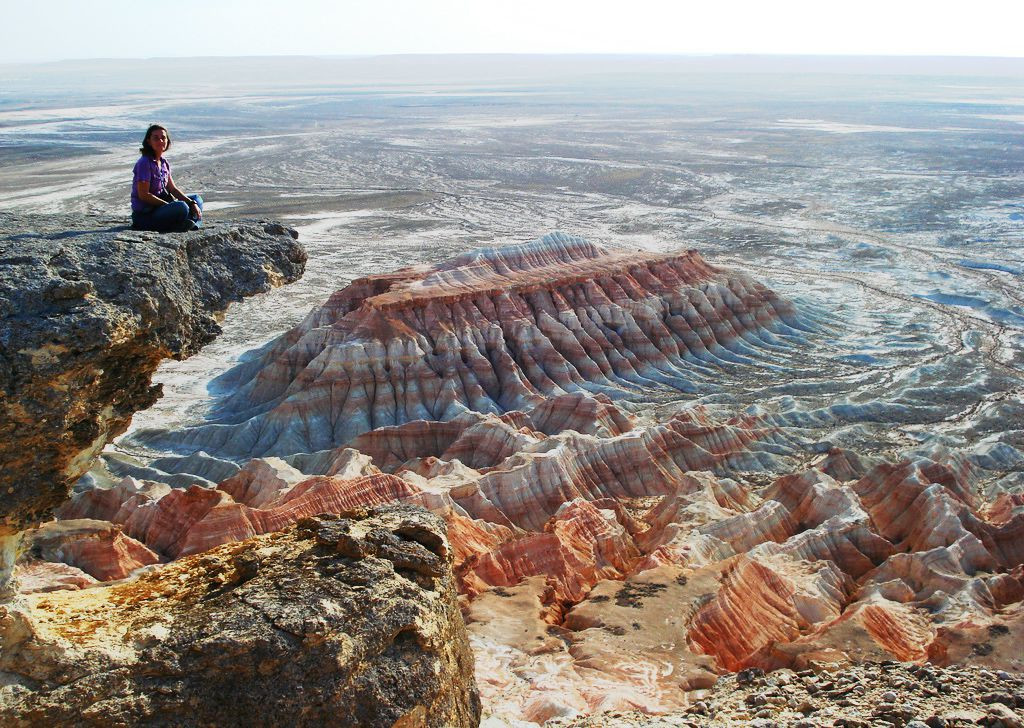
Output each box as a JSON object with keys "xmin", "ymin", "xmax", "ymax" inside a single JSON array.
[{"xmin": 3, "ymin": 0, "xmax": 1023, "ymax": 63}]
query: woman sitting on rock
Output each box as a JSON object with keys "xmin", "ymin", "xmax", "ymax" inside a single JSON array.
[{"xmin": 130, "ymin": 124, "xmax": 203, "ymax": 232}]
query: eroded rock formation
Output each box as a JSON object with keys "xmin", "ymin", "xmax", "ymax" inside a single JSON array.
[
  {"xmin": 26, "ymin": 518, "xmax": 159, "ymax": 581},
  {"xmin": 0, "ymin": 507, "xmax": 481, "ymax": 727},
  {"xmin": 72, "ymin": 432, "xmax": 1021, "ymax": 722},
  {"xmin": 0, "ymin": 214, "xmax": 307, "ymax": 548},
  {"xmin": 137, "ymin": 231, "xmax": 814, "ymax": 458},
  {"xmin": 30, "ymin": 233, "xmax": 1024, "ymax": 724}
]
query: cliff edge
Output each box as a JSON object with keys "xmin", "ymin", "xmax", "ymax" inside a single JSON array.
[{"xmin": 0, "ymin": 214, "xmax": 307, "ymax": 547}]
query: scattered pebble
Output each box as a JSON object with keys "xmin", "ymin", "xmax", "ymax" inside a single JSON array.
[{"xmin": 547, "ymin": 661, "xmax": 1024, "ymax": 727}]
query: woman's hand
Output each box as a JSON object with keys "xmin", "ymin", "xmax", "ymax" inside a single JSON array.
[{"xmin": 188, "ymin": 199, "xmax": 203, "ymax": 219}]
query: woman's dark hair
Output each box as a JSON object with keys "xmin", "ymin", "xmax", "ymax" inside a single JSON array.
[{"xmin": 140, "ymin": 124, "xmax": 171, "ymax": 158}]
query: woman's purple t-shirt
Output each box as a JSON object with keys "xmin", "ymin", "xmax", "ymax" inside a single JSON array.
[{"xmin": 131, "ymin": 155, "xmax": 171, "ymax": 212}]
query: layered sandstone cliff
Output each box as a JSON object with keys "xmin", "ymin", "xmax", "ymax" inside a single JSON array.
[{"xmin": 136, "ymin": 231, "xmax": 814, "ymax": 459}]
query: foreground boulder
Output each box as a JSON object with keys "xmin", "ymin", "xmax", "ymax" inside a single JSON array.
[
  {"xmin": 0, "ymin": 506, "xmax": 481, "ymax": 727},
  {"xmin": 0, "ymin": 214, "xmax": 306, "ymax": 548}
]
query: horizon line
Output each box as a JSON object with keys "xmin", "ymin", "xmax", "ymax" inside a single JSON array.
[{"xmin": 5, "ymin": 51, "xmax": 1024, "ymax": 66}]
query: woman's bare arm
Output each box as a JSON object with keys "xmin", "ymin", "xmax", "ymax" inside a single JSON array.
[{"xmin": 136, "ymin": 179, "xmax": 168, "ymax": 207}]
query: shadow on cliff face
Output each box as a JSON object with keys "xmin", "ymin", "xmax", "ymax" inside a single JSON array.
[
  {"xmin": 3, "ymin": 224, "xmax": 131, "ymax": 242},
  {"xmin": 46, "ymin": 224, "xmax": 134, "ymax": 239}
]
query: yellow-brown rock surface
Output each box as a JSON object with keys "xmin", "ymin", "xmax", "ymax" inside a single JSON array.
[{"xmin": 0, "ymin": 506, "xmax": 480, "ymax": 728}]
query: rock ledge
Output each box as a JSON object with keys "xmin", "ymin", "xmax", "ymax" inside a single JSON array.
[{"xmin": 0, "ymin": 214, "xmax": 307, "ymax": 537}]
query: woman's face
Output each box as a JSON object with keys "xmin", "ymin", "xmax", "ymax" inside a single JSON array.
[{"xmin": 148, "ymin": 128, "xmax": 169, "ymax": 155}]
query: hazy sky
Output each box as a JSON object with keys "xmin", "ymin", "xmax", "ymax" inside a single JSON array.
[{"xmin": 3, "ymin": 0, "xmax": 1023, "ymax": 63}]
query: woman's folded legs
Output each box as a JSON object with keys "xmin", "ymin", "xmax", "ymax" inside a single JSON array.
[
  {"xmin": 132, "ymin": 197, "xmax": 202, "ymax": 232},
  {"xmin": 187, "ymin": 194, "xmax": 204, "ymax": 228}
]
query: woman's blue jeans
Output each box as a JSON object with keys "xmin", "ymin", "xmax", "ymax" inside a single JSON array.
[{"xmin": 132, "ymin": 194, "xmax": 203, "ymax": 232}]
